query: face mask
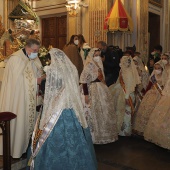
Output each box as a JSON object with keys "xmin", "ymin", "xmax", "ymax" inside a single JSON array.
[
  {"xmin": 154, "ymin": 69, "xmax": 162, "ymax": 75},
  {"xmin": 162, "ymin": 59, "xmax": 168, "ymax": 65},
  {"xmin": 74, "ymin": 40, "xmax": 79, "ymax": 45},
  {"xmin": 151, "ymin": 51, "xmax": 155, "ymax": 55},
  {"xmin": 120, "ymin": 58, "xmax": 131, "ymax": 68},
  {"xmin": 29, "ymin": 52, "xmax": 38, "ymax": 60},
  {"xmin": 93, "ymin": 56, "xmax": 101, "ymax": 62}
]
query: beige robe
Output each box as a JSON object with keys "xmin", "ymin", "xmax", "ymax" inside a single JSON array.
[
  {"xmin": 0, "ymin": 49, "xmax": 42, "ymax": 158},
  {"xmin": 63, "ymin": 44, "xmax": 83, "ymax": 77}
]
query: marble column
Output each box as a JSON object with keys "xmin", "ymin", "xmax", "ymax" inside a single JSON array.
[
  {"xmin": 4, "ymin": 0, "xmax": 8, "ymax": 30},
  {"xmin": 162, "ymin": 0, "xmax": 170, "ymax": 52},
  {"xmin": 67, "ymin": 5, "xmax": 83, "ymax": 41},
  {"xmin": 86, "ymin": 0, "xmax": 108, "ymax": 47},
  {"xmin": 136, "ymin": 0, "xmax": 148, "ymax": 64}
]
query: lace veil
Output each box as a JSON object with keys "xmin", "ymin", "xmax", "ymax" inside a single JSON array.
[
  {"xmin": 133, "ymin": 56, "xmax": 145, "ymax": 71},
  {"xmin": 150, "ymin": 60, "xmax": 167, "ymax": 87},
  {"xmin": 39, "ymin": 48, "xmax": 87, "ymax": 129},
  {"xmin": 133, "ymin": 55, "xmax": 149, "ymax": 90},
  {"xmin": 120, "ymin": 55, "xmax": 141, "ymax": 98},
  {"xmin": 80, "ymin": 48, "xmax": 104, "ymax": 84}
]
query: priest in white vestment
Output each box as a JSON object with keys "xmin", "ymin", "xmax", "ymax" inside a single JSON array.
[{"xmin": 0, "ymin": 39, "xmax": 43, "ymax": 158}]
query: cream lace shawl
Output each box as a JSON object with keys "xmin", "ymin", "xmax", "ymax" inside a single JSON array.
[
  {"xmin": 133, "ymin": 56, "xmax": 149, "ymax": 90},
  {"xmin": 39, "ymin": 48, "xmax": 87, "ymax": 129},
  {"xmin": 150, "ymin": 60, "xmax": 167, "ymax": 87},
  {"xmin": 120, "ymin": 56, "xmax": 141, "ymax": 99},
  {"xmin": 80, "ymin": 48, "xmax": 104, "ymax": 84}
]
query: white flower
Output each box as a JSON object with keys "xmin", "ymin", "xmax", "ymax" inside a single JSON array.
[{"xmin": 43, "ymin": 65, "xmax": 49, "ymax": 73}]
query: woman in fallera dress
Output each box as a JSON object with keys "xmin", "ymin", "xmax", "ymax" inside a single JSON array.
[
  {"xmin": 144, "ymin": 56, "xmax": 170, "ymax": 149},
  {"xmin": 132, "ymin": 55, "xmax": 150, "ymax": 112},
  {"xmin": 109, "ymin": 55, "xmax": 141, "ymax": 136},
  {"xmin": 161, "ymin": 53, "xmax": 170, "ymax": 74},
  {"xmin": 133, "ymin": 55, "xmax": 149, "ymax": 92},
  {"xmin": 28, "ymin": 48, "xmax": 97, "ymax": 170},
  {"xmin": 133, "ymin": 60, "xmax": 166, "ymax": 135},
  {"xmin": 80, "ymin": 48, "xmax": 118, "ymax": 144}
]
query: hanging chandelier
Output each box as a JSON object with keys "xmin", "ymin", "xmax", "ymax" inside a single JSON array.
[{"xmin": 66, "ymin": 0, "xmax": 88, "ymax": 16}]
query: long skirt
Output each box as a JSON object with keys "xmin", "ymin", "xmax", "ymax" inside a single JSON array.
[
  {"xmin": 81, "ymin": 82, "xmax": 118, "ymax": 144},
  {"xmin": 28, "ymin": 109, "xmax": 97, "ymax": 170},
  {"xmin": 132, "ymin": 88, "xmax": 161, "ymax": 135},
  {"xmin": 110, "ymin": 83, "xmax": 134, "ymax": 136},
  {"xmin": 144, "ymin": 95, "xmax": 170, "ymax": 149}
]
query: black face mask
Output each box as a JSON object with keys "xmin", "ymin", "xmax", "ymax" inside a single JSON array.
[{"xmin": 101, "ymin": 48, "xmax": 106, "ymax": 53}]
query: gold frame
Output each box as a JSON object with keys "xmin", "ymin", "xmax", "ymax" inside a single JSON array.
[{"xmin": 149, "ymin": 0, "xmax": 163, "ymax": 7}]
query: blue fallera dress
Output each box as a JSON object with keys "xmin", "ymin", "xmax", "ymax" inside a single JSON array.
[{"xmin": 28, "ymin": 109, "xmax": 97, "ymax": 170}]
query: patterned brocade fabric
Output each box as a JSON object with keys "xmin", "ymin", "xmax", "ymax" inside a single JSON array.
[{"xmin": 32, "ymin": 109, "xmax": 97, "ymax": 170}]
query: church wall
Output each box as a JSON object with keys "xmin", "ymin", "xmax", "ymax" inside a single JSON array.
[
  {"xmin": 32, "ymin": 0, "xmax": 66, "ymax": 17},
  {"xmin": 32, "ymin": 0, "xmax": 110, "ymax": 47},
  {"xmin": 3, "ymin": 0, "xmax": 170, "ymax": 62}
]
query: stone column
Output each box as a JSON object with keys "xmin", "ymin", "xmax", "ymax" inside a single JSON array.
[
  {"xmin": 136, "ymin": 0, "xmax": 148, "ymax": 64},
  {"xmin": 67, "ymin": 7, "xmax": 82, "ymax": 41},
  {"xmin": 85, "ymin": 0, "xmax": 108, "ymax": 47},
  {"xmin": 162, "ymin": 0, "xmax": 170, "ymax": 52},
  {"xmin": 168, "ymin": 1, "xmax": 170, "ymax": 52},
  {"xmin": 4, "ymin": 0, "xmax": 8, "ymax": 29}
]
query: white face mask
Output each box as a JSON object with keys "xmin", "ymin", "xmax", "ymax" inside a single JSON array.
[
  {"xmin": 93, "ymin": 56, "xmax": 101, "ymax": 62},
  {"xmin": 162, "ymin": 59, "xmax": 168, "ymax": 65},
  {"xmin": 151, "ymin": 51, "xmax": 155, "ymax": 55},
  {"xmin": 154, "ymin": 69, "xmax": 162, "ymax": 75},
  {"xmin": 74, "ymin": 40, "xmax": 79, "ymax": 45},
  {"xmin": 29, "ymin": 52, "xmax": 38, "ymax": 60}
]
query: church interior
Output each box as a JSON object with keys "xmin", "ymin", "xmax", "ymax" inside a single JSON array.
[{"xmin": 0, "ymin": 0, "xmax": 170, "ymax": 170}]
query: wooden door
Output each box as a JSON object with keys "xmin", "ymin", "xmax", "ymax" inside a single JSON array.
[
  {"xmin": 57, "ymin": 16, "xmax": 67, "ymax": 50},
  {"xmin": 42, "ymin": 16, "xmax": 67, "ymax": 50}
]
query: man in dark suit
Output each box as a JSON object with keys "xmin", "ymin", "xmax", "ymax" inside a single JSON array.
[{"xmin": 97, "ymin": 41, "xmax": 120, "ymax": 86}]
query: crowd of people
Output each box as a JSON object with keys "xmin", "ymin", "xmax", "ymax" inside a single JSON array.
[{"xmin": 0, "ymin": 34, "xmax": 170, "ymax": 169}]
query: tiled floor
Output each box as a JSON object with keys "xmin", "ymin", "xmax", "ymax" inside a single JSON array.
[{"xmin": 2, "ymin": 136, "xmax": 170, "ymax": 170}]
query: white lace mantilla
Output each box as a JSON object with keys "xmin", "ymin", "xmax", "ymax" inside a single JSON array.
[{"xmin": 39, "ymin": 48, "xmax": 87, "ymax": 129}]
